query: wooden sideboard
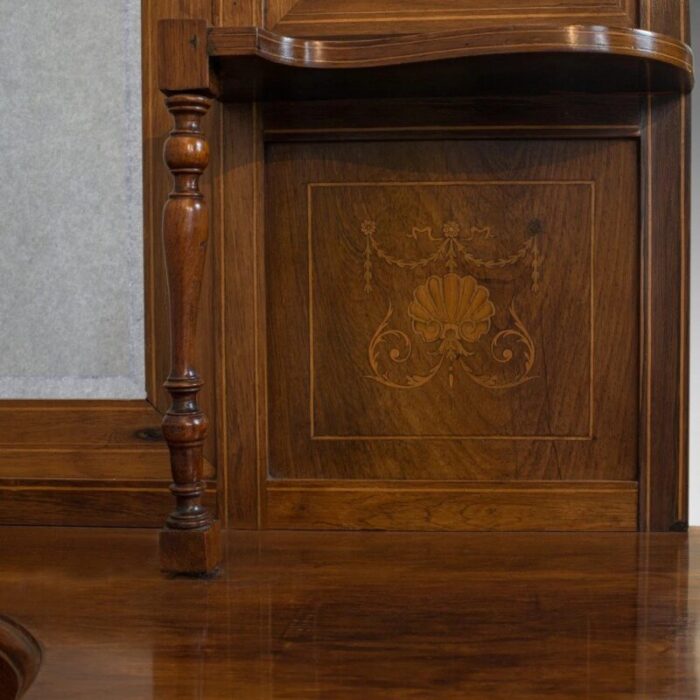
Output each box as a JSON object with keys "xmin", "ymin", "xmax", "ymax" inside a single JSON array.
[{"xmin": 148, "ymin": 0, "xmax": 695, "ymax": 573}]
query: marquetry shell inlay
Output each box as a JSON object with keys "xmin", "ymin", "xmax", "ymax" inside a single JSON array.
[{"xmin": 360, "ymin": 216, "xmax": 541, "ymax": 389}]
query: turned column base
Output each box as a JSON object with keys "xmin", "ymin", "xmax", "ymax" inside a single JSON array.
[{"xmin": 160, "ymin": 520, "xmax": 222, "ymax": 576}]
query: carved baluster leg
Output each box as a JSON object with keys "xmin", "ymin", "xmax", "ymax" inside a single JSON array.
[{"xmin": 159, "ymin": 93, "xmax": 221, "ymax": 575}]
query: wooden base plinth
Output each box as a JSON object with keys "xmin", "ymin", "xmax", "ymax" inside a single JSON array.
[{"xmin": 159, "ymin": 520, "xmax": 222, "ymax": 576}]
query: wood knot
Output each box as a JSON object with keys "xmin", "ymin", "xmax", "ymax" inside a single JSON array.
[{"xmin": 134, "ymin": 427, "xmax": 164, "ymax": 442}]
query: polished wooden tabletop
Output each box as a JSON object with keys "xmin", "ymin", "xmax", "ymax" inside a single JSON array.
[{"xmin": 0, "ymin": 527, "xmax": 698, "ymax": 699}]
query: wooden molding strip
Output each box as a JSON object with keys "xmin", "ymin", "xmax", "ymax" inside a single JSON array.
[
  {"xmin": 0, "ymin": 453, "xmax": 215, "ymax": 482},
  {"xmin": 265, "ymin": 480, "xmax": 638, "ymax": 531},
  {"xmin": 0, "ymin": 400, "xmax": 163, "ymax": 449},
  {"xmin": 0, "ymin": 397, "xmax": 217, "ymax": 525},
  {"xmin": 0, "ymin": 479, "xmax": 217, "ymax": 527},
  {"xmin": 267, "ymin": 479, "xmax": 639, "ymax": 491}
]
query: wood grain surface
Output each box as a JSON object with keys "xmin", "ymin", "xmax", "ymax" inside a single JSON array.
[
  {"xmin": 0, "ymin": 527, "xmax": 697, "ymax": 699},
  {"xmin": 261, "ymin": 139, "xmax": 638, "ymax": 530}
]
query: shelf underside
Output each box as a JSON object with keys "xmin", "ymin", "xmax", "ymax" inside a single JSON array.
[{"xmin": 207, "ymin": 24, "xmax": 693, "ymax": 101}]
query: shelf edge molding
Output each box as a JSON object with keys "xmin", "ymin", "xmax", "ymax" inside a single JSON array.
[{"xmin": 207, "ymin": 24, "xmax": 693, "ymax": 87}]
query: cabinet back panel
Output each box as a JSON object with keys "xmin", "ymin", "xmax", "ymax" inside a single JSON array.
[{"xmin": 261, "ymin": 140, "xmax": 638, "ymax": 530}]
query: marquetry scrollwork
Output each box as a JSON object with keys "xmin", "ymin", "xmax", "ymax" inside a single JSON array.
[{"xmin": 361, "ymin": 216, "xmax": 541, "ymax": 390}]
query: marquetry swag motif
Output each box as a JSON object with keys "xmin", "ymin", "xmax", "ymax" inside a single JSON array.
[{"xmin": 155, "ymin": 14, "xmax": 693, "ymax": 574}]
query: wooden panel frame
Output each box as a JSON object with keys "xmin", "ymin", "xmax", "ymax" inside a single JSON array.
[
  {"xmin": 265, "ymin": 481, "xmax": 639, "ymax": 531},
  {"xmin": 262, "ymin": 117, "xmax": 641, "ymax": 531},
  {"xmin": 0, "ymin": 399, "xmax": 216, "ymax": 527},
  {"xmin": 637, "ymin": 0, "xmax": 690, "ymax": 530},
  {"xmin": 222, "ymin": 76, "xmax": 688, "ymax": 532}
]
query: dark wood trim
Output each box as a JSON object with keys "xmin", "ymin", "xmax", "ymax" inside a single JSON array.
[
  {"xmin": 636, "ymin": 0, "xmax": 690, "ymax": 532},
  {"xmin": 0, "ymin": 454, "xmax": 218, "ymax": 482},
  {"xmin": 261, "ymin": 94, "xmax": 643, "ymax": 142},
  {"xmin": 0, "ymin": 479, "xmax": 217, "ymax": 528},
  {"xmin": 221, "ymin": 103, "xmax": 266, "ymax": 529},
  {"xmin": 0, "ymin": 400, "xmax": 173, "ymax": 526},
  {"xmin": 0, "ymin": 399, "xmax": 219, "ymax": 527},
  {"xmin": 0, "ymin": 400, "xmax": 164, "ymax": 449},
  {"xmin": 265, "ymin": 481, "xmax": 638, "ymax": 531},
  {"xmin": 210, "ymin": 95, "xmax": 229, "ymax": 529}
]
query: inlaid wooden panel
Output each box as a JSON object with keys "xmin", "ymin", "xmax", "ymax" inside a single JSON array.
[
  {"xmin": 270, "ymin": 0, "xmax": 637, "ymax": 36},
  {"xmin": 309, "ymin": 181, "xmax": 590, "ymax": 439},
  {"xmin": 262, "ymin": 139, "xmax": 638, "ymax": 529}
]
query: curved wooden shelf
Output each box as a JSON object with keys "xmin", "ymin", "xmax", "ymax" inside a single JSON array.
[
  {"xmin": 208, "ymin": 24, "xmax": 693, "ymax": 100},
  {"xmin": 0, "ymin": 617, "xmax": 41, "ymax": 700},
  {"xmin": 210, "ymin": 24, "xmax": 692, "ymax": 72}
]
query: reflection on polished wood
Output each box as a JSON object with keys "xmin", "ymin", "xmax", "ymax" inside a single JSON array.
[
  {"xmin": 207, "ymin": 23, "xmax": 694, "ymax": 100},
  {"xmin": 209, "ymin": 24, "xmax": 693, "ymax": 73},
  {"xmin": 0, "ymin": 527, "xmax": 697, "ymax": 698},
  {"xmin": 0, "ymin": 616, "xmax": 41, "ymax": 700}
]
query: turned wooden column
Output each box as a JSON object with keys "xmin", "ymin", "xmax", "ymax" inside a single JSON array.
[
  {"xmin": 159, "ymin": 92, "xmax": 221, "ymax": 575},
  {"xmin": 157, "ymin": 20, "xmax": 220, "ymax": 575}
]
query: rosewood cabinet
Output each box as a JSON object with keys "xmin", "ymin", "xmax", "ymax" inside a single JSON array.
[{"xmin": 154, "ymin": 1, "xmax": 693, "ymax": 573}]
